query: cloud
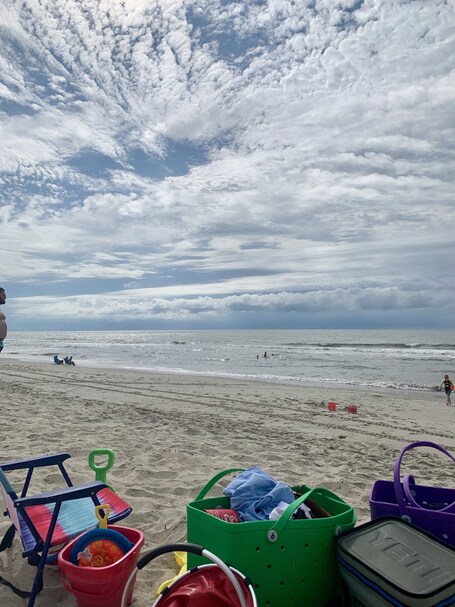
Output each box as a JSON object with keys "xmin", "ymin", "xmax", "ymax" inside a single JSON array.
[
  {"xmin": 0, "ymin": 0, "xmax": 454, "ymax": 328},
  {"xmin": 11, "ymin": 285, "xmax": 454, "ymax": 326}
]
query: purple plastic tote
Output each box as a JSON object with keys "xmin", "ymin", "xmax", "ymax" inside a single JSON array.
[{"xmin": 369, "ymin": 441, "xmax": 455, "ymax": 547}]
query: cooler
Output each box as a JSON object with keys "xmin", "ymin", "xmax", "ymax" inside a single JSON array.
[{"xmin": 337, "ymin": 518, "xmax": 455, "ymax": 606}]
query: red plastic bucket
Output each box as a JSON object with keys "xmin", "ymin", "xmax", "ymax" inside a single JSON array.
[
  {"xmin": 58, "ymin": 525, "xmax": 144, "ymax": 607},
  {"xmin": 328, "ymin": 401, "xmax": 337, "ymax": 411}
]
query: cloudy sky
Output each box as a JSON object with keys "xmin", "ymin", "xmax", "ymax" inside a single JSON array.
[{"xmin": 1, "ymin": 0, "xmax": 454, "ymax": 331}]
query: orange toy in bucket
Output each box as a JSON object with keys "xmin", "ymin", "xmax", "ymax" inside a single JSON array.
[
  {"xmin": 70, "ymin": 505, "xmax": 133, "ymax": 567},
  {"xmin": 77, "ymin": 536, "xmax": 126, "ymax": 567}
]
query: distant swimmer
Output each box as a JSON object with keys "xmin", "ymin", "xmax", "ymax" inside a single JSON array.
[
  {"xmin": 0, "ymin": 287, "xmax": 7, "ymax": 354},
  {"xmin": 439, "ymin": 374, "xmax": 453, "ymax": 406},
  {"xmin": 264, "ymin": 351, "xmax": 267, "ymax": 358}
]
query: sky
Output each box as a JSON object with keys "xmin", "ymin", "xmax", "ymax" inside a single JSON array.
[{"xmin": 0, "ymin": 0, "xmax": 454, "ymax": 331}]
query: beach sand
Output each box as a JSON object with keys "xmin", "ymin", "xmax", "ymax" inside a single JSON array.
[{"xmin": 0, "ymin": 359, "xmax": 453, "ymax": 606}]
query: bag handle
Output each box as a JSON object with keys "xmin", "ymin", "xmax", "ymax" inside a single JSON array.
[
  {"xmin": 296, "ymin": 485, "xmax": 349, "ymax": 507},
  {"xmin": 194, "ymin": 468, "xmax": 245, "ymax": 501},
  {"xmin": 393, "ymin": 441, "xmax": 455, "ymax": 518},
  {"xmin": 266, "ymin": 487, "xmax": 352, "ymax": 542},
  {"xmin": 401, "ymin": 446, "xmax": 455, "ymax": 513},
  {"xmin": 195, "ymin": 472, "xmax": 353, "ymax": 541},
  {"xmin": 402, "ymin": 474, "xmax": 455, "ymax": 513},
  {"xmin": 122, "ymin": 543, "xmax": 252, "ymax": 607}
]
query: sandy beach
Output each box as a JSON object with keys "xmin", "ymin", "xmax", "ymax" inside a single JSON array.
[{"xmin": 0, "ymin": 359, "xmax": 453, "ymax": 606}]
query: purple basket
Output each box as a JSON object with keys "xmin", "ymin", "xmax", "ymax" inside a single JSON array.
[{"xmin": 369, "ymin": 441, "xmax": 455, "ymax": 547}]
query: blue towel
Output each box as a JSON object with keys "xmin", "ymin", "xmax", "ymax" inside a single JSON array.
[{"xmin": 223, "ymin": 467, "xmax": 295, "ymax": 521}]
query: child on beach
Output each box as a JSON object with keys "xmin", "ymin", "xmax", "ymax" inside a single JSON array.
[{"xmin": 439, "ymin": 374, "xmax": 453, "ymax": 406}]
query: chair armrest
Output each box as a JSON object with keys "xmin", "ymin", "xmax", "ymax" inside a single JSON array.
[
  {"xmin": 0, "ymin": 452, "xmax": 72, "ymax": 472},
  {"xmin": 14, "ymin": 481, "xmax": 108, "ymax": 508}
]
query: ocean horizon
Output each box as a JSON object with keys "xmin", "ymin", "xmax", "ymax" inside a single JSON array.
[{"xmin": 2, "ymin": 328, "xmax": 454, "ymax": 394}]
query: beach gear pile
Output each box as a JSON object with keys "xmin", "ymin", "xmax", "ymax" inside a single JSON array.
[
  {"xmin": 1, "ymin": 443, "xmax": 455, "ymax": 607},
  {"xmin": 0, "ymin": 451, "xmax": 134, "ymax": 607},
  {"xmin": 186, "ymin": 457, "xmax": 455, "ymax": 607}
]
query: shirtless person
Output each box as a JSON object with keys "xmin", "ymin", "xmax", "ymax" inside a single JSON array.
[{"xmin": 0, "ymin": 287, "xmax": 7, "ymax": 354}]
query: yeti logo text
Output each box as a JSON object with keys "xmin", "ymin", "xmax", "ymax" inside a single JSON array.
[{"xmin": 368, "ymin": 530, "xmax": 446, "ymax": 583}]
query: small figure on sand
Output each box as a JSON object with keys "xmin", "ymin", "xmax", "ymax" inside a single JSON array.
[
  {"xmin": 439, "ymin": 374, "xmax": 453, "ymax": 406},
  {"xmin": 64, "ymin": 356, "xmax": 76, "ymax": 366},
  {"xmin": 53, "ymin": 355, "xmax": 64, "ymax": 365}
]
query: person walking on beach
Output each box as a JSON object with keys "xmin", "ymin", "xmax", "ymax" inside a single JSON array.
[
  {"xmin": 0, "ymin": 287, "xmax": 7, "ymax": 354},
  {"xmin": 439, "ymin": 374, "xmax": 453, "ymax": 406}
]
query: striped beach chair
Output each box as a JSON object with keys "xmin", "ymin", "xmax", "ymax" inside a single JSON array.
[{"xmin": 0, "ymin": 452, "xmax": 132, "ymax": 607}]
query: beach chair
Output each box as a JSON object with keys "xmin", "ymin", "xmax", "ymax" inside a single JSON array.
[{"xmin": 0, "ymin": 451, "xmax": 132, "ymax": 607}]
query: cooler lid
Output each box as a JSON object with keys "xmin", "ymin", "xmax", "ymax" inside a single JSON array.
[{"xmin": 338, "ymin": 518, "xmax": 455, "ymax": 596}]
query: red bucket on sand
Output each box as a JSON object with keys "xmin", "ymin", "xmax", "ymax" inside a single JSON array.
[
  {"xmin": 58, "ymin": 526, "xmax": 144, "ymax": 607},
  {"xmin": 328, "ymin": 401, "xmax": 337, "ymax": 412},
  {"xmin": 347, "ymin": 405, "xmax": 357, "ymax": 414}
]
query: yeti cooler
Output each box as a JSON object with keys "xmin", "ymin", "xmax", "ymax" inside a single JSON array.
[{"xmin": 337, "ymin": 518, "xmax": 455, "ymax": 606}]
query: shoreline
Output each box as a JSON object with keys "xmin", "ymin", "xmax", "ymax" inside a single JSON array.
[
  {"xmin": 1, "ymin": 353, "xmax": 442, "ymax": 397},
  {"xmin": 0, "ymin": 359, "xmax": 453, "ymax": 606}
]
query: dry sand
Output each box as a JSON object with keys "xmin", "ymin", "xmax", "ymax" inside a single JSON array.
[{"xmin": 0, "ymin": 359, "xmax": 453, "ymax": 606}]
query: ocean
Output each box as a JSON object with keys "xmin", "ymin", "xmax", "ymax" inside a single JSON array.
[{"xmin": 2, "ymin": 329, "xmax": 454, "ymax": 393}]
